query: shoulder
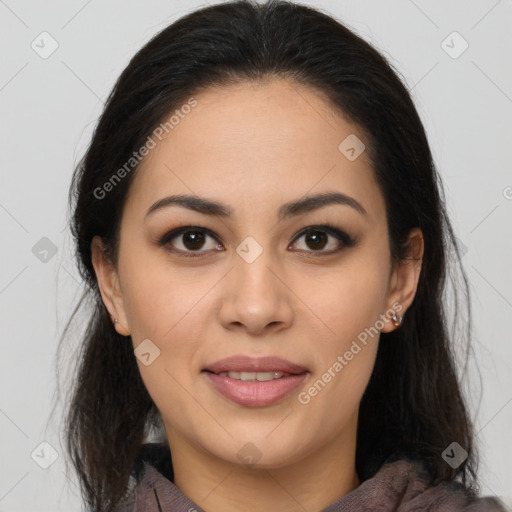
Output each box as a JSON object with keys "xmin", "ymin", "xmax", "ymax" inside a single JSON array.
[
  {"xmin": 111, "ymin": 442, "xmax": 173, "ymax": 512},
  {"xmin": 111, "ymin": 462, "xmax": 161, "ymax": 512},
  {"xmin": 374, "ymin": 458, "xmax": 508, "ymax": 512}
]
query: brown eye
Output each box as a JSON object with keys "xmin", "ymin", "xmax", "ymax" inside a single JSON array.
[
  {"xmin": 159, "ymin": 226, "xmax": 223, "ymax": 257},
  {"xmin": 290, "ymin": 225, "xmax": 355, "ymax": 254},
  {"xmin": 181, "ymin": 230, "xmax": 207, "ymax": 250},
  {"xmin": 303, "ymin": 230, "xmax": 329, "ymax": 250}
]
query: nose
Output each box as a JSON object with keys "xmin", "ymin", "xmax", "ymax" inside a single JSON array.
[{"xmin": 218, "ymin": 244, "xmax": 294, "ymax": 336}]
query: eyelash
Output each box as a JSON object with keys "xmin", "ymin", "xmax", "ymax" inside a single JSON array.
[{"xmin": 157, "ymin": 223, "xmax": 357, "ymax": 259}]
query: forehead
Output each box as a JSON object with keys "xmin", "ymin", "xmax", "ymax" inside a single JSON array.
[{"xmin": 123, "ymin": 78, "xmax": 385, "ymax": 224}]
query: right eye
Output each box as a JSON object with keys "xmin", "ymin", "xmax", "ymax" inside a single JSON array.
[{"xmin": 158, "ymin": 226, "xmax": 224, "ymax": 258}]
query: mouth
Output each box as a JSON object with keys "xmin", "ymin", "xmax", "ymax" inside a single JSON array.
[
  {"xmin": 207, "ymin": 370, "xmax": 298, "ymax": 381},
  {"xmin": 202, "ymin": 355, "xmax": 308, "ymax": 407},
  {"xmin": 202, "ymin": 354, "xmax": 308, "ymax": 375}
]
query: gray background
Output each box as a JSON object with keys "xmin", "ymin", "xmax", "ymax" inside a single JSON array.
[{"xmin": 0, "ymin": 0, "xmax": 511, "ymax": 510}]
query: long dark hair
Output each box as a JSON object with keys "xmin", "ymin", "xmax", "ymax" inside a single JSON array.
[{"xmin": 60, "ymin": 1, "xmax": 480, "ymax": 510}]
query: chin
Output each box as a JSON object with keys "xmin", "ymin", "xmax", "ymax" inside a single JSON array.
[{"xmin": 208, "ymin": 435, "xmax": 307, "ymax": 469}]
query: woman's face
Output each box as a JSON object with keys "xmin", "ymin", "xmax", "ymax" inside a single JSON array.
[{"xmin": 93, "ymin": 78, "xmax": 422, "ymax": 470}]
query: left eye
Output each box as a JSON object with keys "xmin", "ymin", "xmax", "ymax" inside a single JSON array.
[
  {"xmin": 290, "ymin": 226, "xmax": 349, "ymax": 253},
  {"xmin": 159, "ymin": 224, "xmax": 354, "ymax": 258}
]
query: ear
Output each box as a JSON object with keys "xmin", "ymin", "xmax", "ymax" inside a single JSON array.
[
  {"xmin": 90, "ymin": 236, "xmax": 130, "ymax": 336},
  {"xmin": 380, "ymin": 227, "xmax": 424, "ymax": 333}
]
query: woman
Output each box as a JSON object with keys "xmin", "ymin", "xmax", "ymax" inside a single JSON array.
[{"xmin": 62, "ymin": 0, "xmax": 508, "ymax": 510}]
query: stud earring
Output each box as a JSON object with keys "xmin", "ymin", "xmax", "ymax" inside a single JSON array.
[{"xmin": 391, "ymin": 313, "xmax": 402, "ymax": 327}]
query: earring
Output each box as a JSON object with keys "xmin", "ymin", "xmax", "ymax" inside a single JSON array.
[{"xmin": 391, "ymin": 313, "xmax": 402, "ymax": 327}]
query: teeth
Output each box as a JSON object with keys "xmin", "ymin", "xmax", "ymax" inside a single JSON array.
[{"xmin": 217, "ymin": 371, "xmax": 287, "ymax": 381}]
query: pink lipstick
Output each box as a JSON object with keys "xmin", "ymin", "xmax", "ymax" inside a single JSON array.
[{"xmin": 202, "ymin": 355, "xmax": 308, "ymax": 407}]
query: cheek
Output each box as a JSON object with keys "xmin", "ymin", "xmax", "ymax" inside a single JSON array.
[
  {"xmin": 119, "ymin": 249, "xmax": 205, "ymax": 340},
  {"xmin": 304, "ymin": 254, "xmax": 390, "ymax": 343},
  {"xmin": 294, "ymin": 264, "xmax": 387, "ymax": 437},
  {"xmin": 298, "ymin": 252, "xmax": 388, "ymax": 399},
  {"xmin": 121, "ymin": 264, "xmax": 209, "ymax": 423},
  {"xmin": 119, "ymin": 254, "xmax": 212, "ymax": 397}
]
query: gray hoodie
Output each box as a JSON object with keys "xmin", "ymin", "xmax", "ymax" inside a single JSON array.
[{"xmin": 114, "ymin": 457, "xmax": 509, "ymax": 511}]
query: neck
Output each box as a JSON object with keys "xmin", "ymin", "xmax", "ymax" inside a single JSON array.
[{"xmin": 167, "ymin": 421, "xmax": 360, "ymax": 512}]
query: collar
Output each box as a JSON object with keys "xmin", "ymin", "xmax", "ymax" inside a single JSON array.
[{"xmin": 115, "ymin": 457, "xmax": 507, "ymax": 512}]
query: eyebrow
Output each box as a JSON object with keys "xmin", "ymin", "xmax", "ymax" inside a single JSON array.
[{"xmin": 145, "ymin": 191, "xmax": 368, "ymax": 221}]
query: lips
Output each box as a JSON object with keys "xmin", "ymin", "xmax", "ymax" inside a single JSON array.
[
  {"xmin": 203, "ymin": 355, "xmax": 308, "ymax": 375},
  {"xmin": 202, "ymin": 355, "xmax": 308, "ymax": 407}
]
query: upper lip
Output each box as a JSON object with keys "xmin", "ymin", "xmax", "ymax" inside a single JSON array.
[{"xmin": 203, "ymin": 355, "xmax": 308, "ymax": 374}]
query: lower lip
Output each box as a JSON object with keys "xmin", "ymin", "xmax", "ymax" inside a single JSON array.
[{"xmin": 203, "ymin": 371, "xmax": 308, "ymax": 407}]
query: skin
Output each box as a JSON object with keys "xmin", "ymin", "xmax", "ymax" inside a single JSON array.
[{"xmin": 91, "ymin": 78, "xmax": 424, "ymax": 512}]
